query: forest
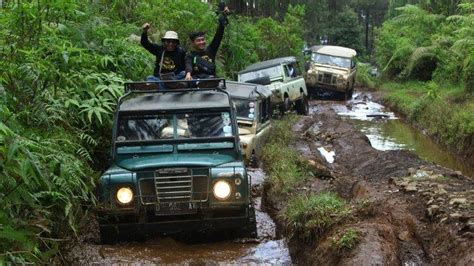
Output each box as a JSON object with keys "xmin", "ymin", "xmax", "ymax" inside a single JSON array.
[{"xmin": 0, "ymin": 0, "xmax": 472, "ymax": 263}]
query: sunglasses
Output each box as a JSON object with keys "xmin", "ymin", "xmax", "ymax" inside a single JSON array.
[{"xmin": 164, "ymin": 39, "xmax": 178, "ymax": 44}]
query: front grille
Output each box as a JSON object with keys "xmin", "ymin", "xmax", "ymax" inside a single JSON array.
[
  {"xmin": 323, "ymin": 73, "xmax": 332, "ymax": 84},
  {"xmin": 138, "ymin": 168, "xmax": 209, "ymax": 205},
  {"xmin": 155, "ymin": 168, "xmax": 192, "ymax": 202}
]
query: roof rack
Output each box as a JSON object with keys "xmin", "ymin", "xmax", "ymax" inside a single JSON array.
[{"xmin": 124, "ymin": 78, "xmax": 227, "ymax": 93}]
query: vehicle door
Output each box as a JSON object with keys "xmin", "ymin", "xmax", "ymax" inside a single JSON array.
[
  {"xmin": 350, "ymin": 58, "xmax": 357, "ymax": 87},
  {"xmin": 255, "ymin": 98, "xmax": 272, "ymax": 157},
  {"xmin": 283, "ymin": 62, "xmax": 304, "ymax": 101}
]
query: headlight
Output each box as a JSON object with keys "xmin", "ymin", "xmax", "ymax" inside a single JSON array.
[
  {"xmin": 213, "ymin": 180, "xmax": 231, "ymax": 200},
  {"xmin": 116, "ymin": 187, "xmax": 133, "ymax": 205}
]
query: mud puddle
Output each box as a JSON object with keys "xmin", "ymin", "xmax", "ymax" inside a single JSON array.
[
  {"xmin": 311, "ymin": 91, "xmax": 474, "ymax": 178},
  {"xmin": 64, "ymin": 168, "xmax": 291, "ymax": 264}
]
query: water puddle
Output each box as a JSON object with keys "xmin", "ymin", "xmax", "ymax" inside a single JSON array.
[
  {"xmin": 330, "ymin": 92, "xmax": 474, "ymax": 178},
  {"xmin": 66, "ymin": 169, "xmax": 291, "ymax": 264}
]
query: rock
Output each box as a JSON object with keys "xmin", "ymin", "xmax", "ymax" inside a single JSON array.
[
  {"xmin": 427, "ymin": 205, "xmax": 440, "ymax": 217},
  {"xmin": 306, "ymin": 159, "xmax": 331, "ymax": 177},
  {"xmin": 434, "ymin": 187, "xmax": 447, "ymax": 196},
  {"xmin": 427, "ymin": 198, "xmax": 434, "ymax": 205},
  {"xmin": 405, "ymin": 184, "xmax": 417, "ymax": 192},
  {"xmin": 414, "ymin": 170, "xmax": 429, "ymax": 179},
  {"xmin": 450, "ymin": 212, "xmax": 462, "ymax": 220},
  {"xmin": 455, "ymin": 171, "xmax": 463, "ymax": 177},
  {"xmin": 398, "ymin": 231, "xmax": 411, "ymax": 241},
  {"xmin": 398, "ymin": 181, "xmax": 409, "ymax": 187},
  {"xmin": 408, "ymin": 167, "xmax": 416, "ymax": 175},
  {"xmin": 449, "ymin": 198, "xmax": 467, "ymax": 206}
]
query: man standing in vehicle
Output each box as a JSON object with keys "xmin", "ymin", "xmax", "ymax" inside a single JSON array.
[
  {"xmin": 141, "ymin": 23, "xmax": 186, "ymax": 82},
  {"xmin": 184, "ymin": 7, "xmax": 230, "ymax": 80}
]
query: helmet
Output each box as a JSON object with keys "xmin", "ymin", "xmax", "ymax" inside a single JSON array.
[{"xmin": 162, "ymin": 31, "xmax": 179, "ymax": 44}]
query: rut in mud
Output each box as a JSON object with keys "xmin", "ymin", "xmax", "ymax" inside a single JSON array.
[
  {"xmin": 62, "ymin": 169, "xmax": 291, "ymax": 265},
  {"xmin": 62, "ymin": 91, "xmax": 473, "ymax": 265},
  {"xmin": 263, "ymin": 90, "xmax": 473, "ymax": 265}
]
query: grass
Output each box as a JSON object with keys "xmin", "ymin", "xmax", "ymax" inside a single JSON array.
[
  {"xmin": 282, "ymin": 192, "xmax": 351, "ymax": 237},
  {"xmin": 261, "ymin": 114, "xmax": 311, "ymax": 193},
  {"xmin": 380, "ymin": 81, "xmax": 474, "ymax": 153},
  {"xmin": 331, "ymin": 228, "xmax": 361, "ymax": 250}
]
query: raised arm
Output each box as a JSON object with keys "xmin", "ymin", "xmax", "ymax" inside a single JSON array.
[
  {"xmin": 140, "ymin": 23, "xmax": 162, "ymax": 55},
  {"xmin": 207, "ymin": 15, "xmax": 227, "ymax": 58}
]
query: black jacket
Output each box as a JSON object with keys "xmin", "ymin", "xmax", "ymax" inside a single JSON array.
[
  {"xmin": 185, "ymin": 16, "xmax": 227, "ymax": 78},
  {"xmin": 141, "ymin": 32, "xmax": 186, "ymax": 77}
]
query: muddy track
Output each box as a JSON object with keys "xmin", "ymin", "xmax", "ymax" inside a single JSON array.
[
  {"xmin": 264, "ymin": 92, "xmax": 473, "ymax": 265},
  {"xmin": 61, "ymin": 169, "xmax": 291, "ymax": 264}
]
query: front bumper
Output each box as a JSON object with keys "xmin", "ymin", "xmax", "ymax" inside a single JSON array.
[
  {"xmin": 98, "ymin": 206, "xmax": 250, "ymax": 234},
  {"xmin": 305, "ymin": 75, "xmax": 347, "ymax": 92}
]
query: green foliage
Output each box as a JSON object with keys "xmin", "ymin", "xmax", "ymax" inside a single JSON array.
[
  {"xmin": 283, "ymin": 192, "xmax": 351, "ymax": 238},
  {"xmin": 0, "ymin": 0, "xmax": 308, "ymax": 263},
  {"xmin": 326, "ymin": 6, "xmax": 364, "ymax": 52},
  {"xmin": 376, "ymin": 3, "xmax": 474, "ymax": 92},
  {"xmin": 331, "ymin": 228, "xmax": 361, "ymax": 250},
  {"xmin": 261, "ymin": 115, "xmax": 310, "ymax": 194},
  {"xmin": 356, "ymin": 63, "xmax": 376, "ymax": 88},
  {"xmin": 382, "ymin": 81, "xmax": 474, "ymax": 152}
]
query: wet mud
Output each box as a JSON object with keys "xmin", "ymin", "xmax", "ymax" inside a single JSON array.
[
  {"xmin": 62, "ymin": 168, "xmax": 291, "ymax": 265},
  {"xmin": 263, "ymin": 89, "xmax": 473, "ymax": 265}
]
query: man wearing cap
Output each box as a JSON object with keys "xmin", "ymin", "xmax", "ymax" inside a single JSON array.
[
  {"xmin": 141, "ymin": 23, "xmax": 186, "ymax": 82},
  {"xmin": 184, "ymin": 7, "xmax": 230, "ymax": 80}
]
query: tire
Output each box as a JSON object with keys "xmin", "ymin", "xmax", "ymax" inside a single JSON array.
[
  {"xmin": 295, "ymin": 95, "xmax": 309, "ymax": 115},
  {"xmin": 99, "ymin": 225, "xmax": 119, "ymax": 244},
  {"xmin": 283, "ymin": 96, "xmax": 290, "ymax": 111},
  {"xmin": 237, "ymin": 206, "xmax": 257, "ymax": 238},
  {"xmin": 250, "ymin": 151, "xmax": 258, "ymax": 168}
]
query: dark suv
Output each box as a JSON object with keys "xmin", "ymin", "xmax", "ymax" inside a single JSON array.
[{"xmin": 96, "ymin": 80, "xmax": 256, "ymax": 243}]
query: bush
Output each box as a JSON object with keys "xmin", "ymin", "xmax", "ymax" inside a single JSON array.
[{"xmin": 283, "ymin": 192, "xmax": 350, "ymax": 238}]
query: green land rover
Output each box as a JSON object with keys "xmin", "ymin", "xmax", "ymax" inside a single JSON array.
[{"xmin": 97, "ymin": 80, "xmax": 257, "ymax": 243}]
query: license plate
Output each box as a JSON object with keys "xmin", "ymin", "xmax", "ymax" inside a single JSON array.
[{"xmin": 155, "ymin": 202, "xmax": 197, "ymax": 216}]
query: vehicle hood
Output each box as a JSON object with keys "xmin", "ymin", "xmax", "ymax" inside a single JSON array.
[
  {"xmin": 116, "ymin": 153, "xmax": 236, "ymax": 171},
  {"xmin": 310, "ymin": 64, "xmax": 349, "ymax": 75}
]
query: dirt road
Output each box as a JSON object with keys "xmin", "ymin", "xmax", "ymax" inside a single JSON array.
[{"xmin": 264, "ymin": 91, "xmax": 473, "ymax": 265}]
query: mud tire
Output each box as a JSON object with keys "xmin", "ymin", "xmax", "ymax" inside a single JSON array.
[
  {"xmin": 250, "ymin": 151, "xmax": 258, "ymax": 168},
  {"xmin": 295, "ymin": 95, "xmax": 309, "ymax": 115},
  {"xmin": 279, "ymin": 97, "xmax": 290, "ymax": 116},
  {"xmin": 236, "ymin": 206, "xmax": 257, "ymax": 238},
  {"xmin": 99, "ymin": 226, "xmax": 119, "ymax": 244}
]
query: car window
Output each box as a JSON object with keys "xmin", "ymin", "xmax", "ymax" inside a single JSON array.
[
  {"xmin": 234, "ymin": 99, "xmax": 256, "ymax": 120},
  {"xmin": 238, "ymin": 65, "xmax": 282, "ymax": 82},
  {"xmin": 312, "ymin": 53, "xmax": 351, "ymax": 68},
  {"xmin": 117, "ymin": 115, "xmax": 172, "ymax": 141},
  {"xmin": 177, "ymin": 112, "xmax": 233, "ymax": 138},
  {"xmin": 284, "ymin": 64, "xmax": 297, "ymax": 78},
  {"xmin": 260, "ymin": 98, "xmax": 271, "ymax": 124}
]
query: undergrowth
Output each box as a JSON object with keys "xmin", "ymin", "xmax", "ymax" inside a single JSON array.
[
  {"xmin": 283, "ymin": 192, "xmax": 351, "ymax": 239},
  {"xmin": 381, "ymin": 81, "xmax": 474, "ymax": 154},
  {"xmin": 261, "ymin": 115, "xmax": 310, "ymax": 193},
  {"xmin": 331, "ymin": 228, "xmax": 360, "ymax": 250}
]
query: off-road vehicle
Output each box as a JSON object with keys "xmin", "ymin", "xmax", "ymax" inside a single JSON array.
[
  {"xmin": 96, "ymin": 79, "xmax": 257, "ymax": 243},
  {"xmin": 237, "ymin": 57, "xmax": 309, "ymax": 115},
  {"xmin": 227, "ymin": 81, "xmax": 272, "ymax": 167},
  {"xmin": 304, "ymin": 45, "xmax": 357, "ymax": 100}
]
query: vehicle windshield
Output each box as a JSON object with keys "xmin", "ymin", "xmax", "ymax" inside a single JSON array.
[
  {"xmin": 116, "ymin": 111, "xmax": 233, "ymax": 141},
  {"xmin": 238, "ymin": 65, "xmax": 281, "ymax": 82},
  {"xmin": 117, "ymin": 114, "xmax": 172, "ymax": 141},
  {"xmin": 312, "ymin": 53, "xmax": 351, "ymax": 68},
  {"xmin": 233, "ymin": 99, "xmax": 256, "ymax": 121}
]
